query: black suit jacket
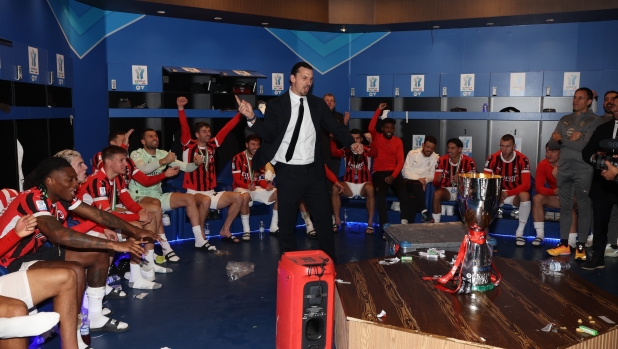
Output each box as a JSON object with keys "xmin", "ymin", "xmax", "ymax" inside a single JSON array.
[
  {"xmin": 249, "ymin": 91, "xmax": 355, "ymax": 177},
  {"xmin": 582, "ymin": 119, "xmax": 618, "ymax": 198}
]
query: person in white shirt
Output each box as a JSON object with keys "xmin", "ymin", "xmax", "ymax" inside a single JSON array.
[{"xmin": 402, "ymin": 136, "xmax": 438, "ymax": 223}]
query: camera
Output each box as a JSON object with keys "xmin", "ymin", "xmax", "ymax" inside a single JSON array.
[{"xmin": 591, "ymin": 154, "xmax": 618, "ymax": 170}]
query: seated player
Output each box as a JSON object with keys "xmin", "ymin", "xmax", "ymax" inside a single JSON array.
[
  {"xmin": 402, "ymin": 136, "xmax": 438, "ymax": 223},
  {"xmin": 79, "ymin": 145, "xmax": 171, "ymax": 290},
  {"xmin": 0, "ymin": 215, "xmax": 83, "ymax": 349},
  {"xmin": 93, "ymin": 130, "xmax": 183, "ymax": 263},
  {"xmin": 176, "ymin": 96, "xmax": 243, "ymax": 243},
  {"xmin": 0, "ymin": 157, "xmax": 154, "ymax": 333},
  {"xmin": 130, "ymin": 128, "xmax": 216, "ymax": 251},
  {"xmin": 484, "ymin": 134, "xmax": 531, "ymax": 246},
  {"xmin": 330, "ymin": 129, "xmax": 377, "ymax": 233},
  {"xmin": 369, "ymin": 103, "xmax": 410, "ymax": 230},
  {"xmin": 432, "ymin": 138, "xmax": 476, "ymax": 222}
]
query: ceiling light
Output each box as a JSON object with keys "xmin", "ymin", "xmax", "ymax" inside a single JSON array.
[
  {"xmin": 546, "ymin": 19, "xmax": 554, "ymax": 22},
  {"xmin": 261, "ymin": 22, "xmax": 269, "ymax": 26},
  {"xmin": 433, "ymin": 25, "xmax": 440, "ymax": 29},
  {"xmin": 157, "ymin": 10, "xmax": 165, "ymax": 14},
  {"xmin": 214, "ymin": 17, "xmax": 222, "ymax": 20},
  {"xmin": 487, "ymin": 22, "xmax": 494, "ymax": 26},
  {"xmin": 341, "ymin": 27, "xmax": 346, "ymax": 32}
]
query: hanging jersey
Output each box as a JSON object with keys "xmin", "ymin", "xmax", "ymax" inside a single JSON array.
[
  {"xmin": 434, "ymin": 155, "xmax": 477, "ymax": 188},
  {"xmin": 484, "ymin": 150, "xmax": 531, "ymax": 192},
  {"xmin": 0, "ymin": 189, "xmax": 19, "ymax": 216},
  {"xmin": 0, "ymin": 187, "xmax": 80, "ymax": 267}
]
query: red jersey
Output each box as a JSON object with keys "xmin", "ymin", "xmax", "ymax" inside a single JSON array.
[
  {"xmin": 433, "ymin": 154, "xmax": 477, "ymax": 188},
  {"xmin": 368, "ymin": 108, "xmax": 403, "ymax": 177},
  {"xmin": 77, "ymin": 169, "xmax": 141, "ymax": 222},
  {"xmin": 483, "ymin": 150, "xmax": 531, "ymax": 196},
  {"xmin": 0, "ymin": 187, "xmax": 81, "ymax": 267},
  {"xmin": 94, "ymin": 147, "xmax": 166, "ymax": 188},
  {"xmin": 179, "ymin": 109, "xmax": 241, "ymax": 191},
  {"xmin": 535, "ymin": 159, "xmax": 557, "ymax": 196},
  {"xmin": 231, "ymin": 151, "xmax": 267, "ymax": 190},
  {"xmin": 0, "ymin": 188, "xmax": 19, "ymax": 215},
  {"xmin": 330, "ymin": 139, "xmax": 377, "ymax": 184}
]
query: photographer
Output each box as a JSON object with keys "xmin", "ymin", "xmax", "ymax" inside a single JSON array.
[{"xmin": 581, "ymin": 104, "xmax": 618, "ymax": 270}]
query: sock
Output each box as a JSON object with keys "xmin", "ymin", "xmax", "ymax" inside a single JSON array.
[
  {"xmin": 270, "ymin": 210, "xmax": 279, "ymax": 231},
  {"xmin": 192, "ymin": 226, "xmax": 206, "ymax": 247},
  {"xmin": 421, "ymin": 209, "xmax": 428, "ymax": 215},
  {"xmin": 568, "ymin": 233, "xmax": 577, "ymax": 248},
  {"xmin": 533, "ymin": 222, "xmax": 545, "ymax": 239},
  {"xmin": 145, "ymin": 249, "xmax": 155, "ymax": 265},
  {"xmin": 432, "ymin": 214, "xmax": 441, "ymax": 223},
  {"xmin": 86, "ymin": 286, "xmax": 106, "ymax": 328},
  {"xmin": 158, "ymin": 233, "xmax": 172, "ymax": 253},
  {"xmin": 105, "ymin": 284, "xmax": 113, "ymax": 296},
  {"xmin": 332, "ymin": 215, "xmax": 335, "ymax": 224},
  {"xmin": 301, "ymin": 211, "xmax": 312, "ymax": 226},
  {"xmin": 241, "ymin": 214, "xmax": 250, "ymax": 233},
  {"xmin": 515, "ymin": 201, "xmax": 531, "ymax": 237},
  {"xmin": 129, "ymin": 263, "xmax": 143, "ymax": 283},
  {"xmin": 0, "ymin": 312, "xmax": 60, "ymax": 338}
]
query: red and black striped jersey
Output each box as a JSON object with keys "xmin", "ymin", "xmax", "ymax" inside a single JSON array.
[
  {"xmin": 433, "ymin": 155, "xmax": 477, "ymax": 188},
  {"xmin": 0, "ymin": 187, "xmax": 81, "ymax": 267},
  {"xmin": 484, "ymin": 150, "xmax": 531, "ymax": 195},
  {"xmin": 231, "ymin": 151, "xmax": 266, "ymax": 189},
  {"xmin": 179, "ymin": 109, "xmax": 242, "ymax": 191},
  {"xmin": 341, "ymin": 147, "xmax": 374, "ymax": 184},
  {"xmin": 0, "ymin": 188, "xmax": 19, "ymax": 216},
  {"xmin": 77, "ymin": 169, "xmax": 142, "ymax": 218}
]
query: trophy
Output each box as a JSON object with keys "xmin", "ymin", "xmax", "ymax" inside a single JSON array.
[{"xmin": 425, "ymin": 173, "xmax": 502, "ymax": 294}]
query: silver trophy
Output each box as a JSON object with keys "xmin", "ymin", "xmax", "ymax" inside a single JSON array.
[{"xmin": 455, "ymin": 173, "xmax": 502, "ymax": 293}]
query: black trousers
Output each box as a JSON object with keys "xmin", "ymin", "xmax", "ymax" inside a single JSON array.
[
  {"xmin": 591, "ymin": 189, "xmax": 618, "ymax": 256},
  {"xmin": 372, "ymin": 171, "xmax": 409, "ymax": 227},
  {"xmin": 275, "ymin": 162, "xmax": 336, "ymax": 262},
  {"xmin": 405, "ymin": 179, "xmax": 427, "ymax": 222}
]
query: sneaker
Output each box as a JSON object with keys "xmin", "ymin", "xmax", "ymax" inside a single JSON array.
[
  {"xmin": 605, "ymin": 244, "xmax": 618, "ymax": 257},
  {"xmin": 547, "ymin": 243, "xmax": 571, "ymax": 256},
  {"xmin": 585, "ymin": 234, "xmax": 593, "ymax": 248},
  {"xmin": 581, "ymin": 255, "xmax": 605, "ymax": 270},
  {"xmin": 575, "ymin": 244, "xmax": 586, "ymax": 261},
  {"xmin": 421, "ymin": 211, "xmax": 434, "ymax": 223}
]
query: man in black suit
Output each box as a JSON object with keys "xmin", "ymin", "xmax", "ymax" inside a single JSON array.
[
  {"xmin": 581, "ymin": 103, "xmax": 618, "ymax": 270},
  {"xmin": 235, "ymin": 62, "xmax": 362, "ymax": 261}
]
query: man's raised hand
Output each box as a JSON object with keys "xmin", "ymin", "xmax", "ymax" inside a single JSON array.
[
  {"xmin": 378, "ymin": 103, "xmax": 388, "ymax": 110},
  {"xmin": 177, "ymin": 96, "xmax": 188, "ymax": 109},
  {"xmin": 236, "ymin": 95, "xmax": 255, "ymax": 119},
  {"xmin": 350, "ymin": 143, "xmax": 364, "ymax": 154}
]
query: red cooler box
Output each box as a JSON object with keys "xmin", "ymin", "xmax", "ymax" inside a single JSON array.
[{"xmin": 276, "ymin": 250, "xmax": 335, "ymax": 349}]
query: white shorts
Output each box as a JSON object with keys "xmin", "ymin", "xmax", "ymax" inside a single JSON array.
[
  {"xmin": 443, "ymin": 187, "xmax": 458, "ymax": 201},
  {"xmin": 501, "ymin": 195, "xmax": 516, "ymax": 206},
  {"xmin": 234, "ymin": 187, "xmax": 276, "ymax": 206},
  {"xmin": 345, "ymin": 182, "xmax": 368, "ymax": 199},
  {"xmin": 0, "ymin": 271, "xmax": 35, "ymax": 313},
  {"xmin": 186, "ymin": 189, "xmax": 224, "ymax": 210}
]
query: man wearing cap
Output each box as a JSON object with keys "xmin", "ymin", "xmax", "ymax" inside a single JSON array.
[{"xmin": 531, "ymin": 141, "xmax": 577, "ymax": 246}]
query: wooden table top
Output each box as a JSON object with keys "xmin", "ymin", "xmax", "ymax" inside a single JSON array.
[{"xmin": 335, "ymin": 254, "xmax": 618, "ymax": 349}]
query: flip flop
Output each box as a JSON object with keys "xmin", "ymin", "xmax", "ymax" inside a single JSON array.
[
  {"xmin": 195, "ymin": 241, "xmax": 217, "ymax": 252},
  {"xmin": 90, "ymin": 318, "xmax": 129, "ymax": 333},
  {"xmin": 306, "ymin": 229, "xmax": 317, "ymax": 239},
  {"xmin": 242, "ymin": 232, "xmax": 251, "ymax": 241},
  {"xmin": 164, "ymin": 251, "xmax": 180, "ymax": 263},
  {"xmin": 103, "ymin": 287, "xmax": 127, "ymax": 300},
  {"xmin": 531, "ymin": 237, "xmax": 544, "ymax": 246},
  {"xmin": 365, "ymin": 226, "xmax": 375, "ymax": 234},
  {"xmin": 102, "ymin": 307, "xmax": 113, "ymax": 316},
  {"xmin": 221, "ymin": 234, "xmax": 240, "ymax": 243},
  {"xmin": 515, "ymin": 237, "xmax": 526, "ymax": 247},
  {"xmin": 332, "ymin": 223, "xmax": 341, "ymax": 232}
]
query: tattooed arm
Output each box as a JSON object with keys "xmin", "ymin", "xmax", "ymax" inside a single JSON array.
[
  {"xmin": 37, "ymin": 216, "xmax": 146, "ymax": 255},
  {"xmin": 72, "ymin": 203, "xmax": 160, "ymax": 242}
]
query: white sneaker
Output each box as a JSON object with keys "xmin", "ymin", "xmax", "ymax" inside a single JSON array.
[
  {"xmin": 605, "ymin": 244, "xmax": 618, "ymax": 257},
  {"xmin": 585, "ymin": 234, "xmax": 593, "ymax": 248}
]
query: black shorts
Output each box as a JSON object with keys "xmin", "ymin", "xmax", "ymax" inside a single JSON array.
[{"xmin": 7, "ymin": 245, "xmax": 67, "ymax": 273}]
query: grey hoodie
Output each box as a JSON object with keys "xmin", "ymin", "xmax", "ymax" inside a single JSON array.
[{"xmin": 553, "ymin": 110, "xmax": 604, "ymax": 171}]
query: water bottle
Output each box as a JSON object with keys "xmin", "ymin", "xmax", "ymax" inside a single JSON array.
[
  {"xmin": 259, "ymin": 221, "xmax": 265, "ymax": 240},
  {"xmin": 80, "ymin": 311, "xmax": 91, "ymax": 345},
  {"xmin": 204, "ymin": 223, "xmax": 210, "ymax": 236},
  {"xmin": 482, "ymin": 103, "xmax": 488, "ymax": 112},
  {"xmin": 161, "ymin": 213, "xmax": 171, "ymax": 226},
  {"xmin": 343, "ymin": 209, "xmax": 348, "ymax": 224},
  {"xmin": 106, "ymin": 274, "xmax": 121, "ymax": 284},
  {"xmin": 540, "ymin": 260, "xmax": 570, "ymax": 276}
]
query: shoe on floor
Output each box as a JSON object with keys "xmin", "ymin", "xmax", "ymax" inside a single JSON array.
[
  {"xmin": 547, "ymin": 243, "xmax": 572, "ymax": 256},
  {"xmin": 605, "ymin": 244, "xmax": 618, "ymax": 257},
  {"xmin": 575, "ymin": 243, "xmax": 587, "ymax": 261},
  {"xmin": 581, "ymin": 255, "xmax": 605, "ymax": 270}
]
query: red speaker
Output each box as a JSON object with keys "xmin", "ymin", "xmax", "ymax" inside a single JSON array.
[{"xmin": 276, "ymin": 250, "xmax": 335, "ymax": 349}]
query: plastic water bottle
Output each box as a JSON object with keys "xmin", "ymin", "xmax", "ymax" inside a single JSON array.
[
  {"xmin": 540, "ymin": 260, "xmax": 570, "ymax": 276},
  {"xmin": 106, "ymin": 274, "xmax": 121, "ymax": 284},
  {"xmin": 259, "ymin": 221, "xmax": 265, "ymax": 240},
  {"xmin": 482, "ymin": 103, "xmax": 488, "ymax": 112},
  {"xmin": 80, "ymin": 311, "xmax": 91, "ymax": 345},
  {"xmin": 343, "ymin": 209, "xmax": 348, "ymax": 224},
  {"xmin": 204, "ymin": 223, "xmax": 210, "ymax": 236}
]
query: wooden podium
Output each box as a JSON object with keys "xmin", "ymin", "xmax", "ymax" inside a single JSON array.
[{"xmin": 335, "ymin": 254, "xmax": 618, "ymax": 349}]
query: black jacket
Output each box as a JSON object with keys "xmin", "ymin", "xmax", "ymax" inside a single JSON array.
[
  {"xmin": 249, "ymin": 91, "xmax": 354, "ymax": 177},
  {"xmin": 582, "ymin": 118, "xmax": 618, "ymax": 198},
  {"xmin": 321, "ymin": 110, "xmax": 346, "ymax": 160}
]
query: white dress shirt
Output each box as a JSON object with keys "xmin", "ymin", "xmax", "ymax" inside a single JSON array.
[
  {"xmin": 273, "ymin": 89, "xmax": 316, "ymax": 165},
  {"xmin": 402, "ymin": 148, "xmax": 439, "ymax": 180}
]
